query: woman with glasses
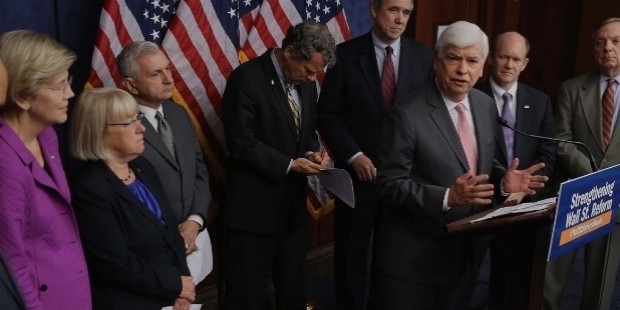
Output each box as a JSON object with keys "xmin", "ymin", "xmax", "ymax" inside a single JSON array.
[
  {"xmin": 0, "ymin": 30, "xmax": 91, "ymax": 309},
  {"xmin": 69, "ymin": 87, "xmax": 195, "ymax": 310}
]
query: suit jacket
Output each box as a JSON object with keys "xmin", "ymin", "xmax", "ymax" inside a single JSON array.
[
  {"xmin": 0, "ymin": 118, "xmax": 91, "ymax": 310},
  {"xmin": 222, "ymin": 50, "xmax": 320, "ymax": 235},
  {"xmin": 375, "ymin": 84, "xmax": 503, "ymax": 285},
  {"xmin": 140, "ymin": 100, "xmax": 211, "ymax": 223},
  {"xmin": 476, "ymin": 79, "xmax": 555, "ymax": 177},
  {"xmin": 555, "ymin": 71, "xmax": 620, "ymax": 177},
  {"xmin": 0, "ymin": 252, "xmax": 25, "ymax": 310},
  {"xmin": 318, "ymin": 32, "xmax": 433, "ymax": 204},
  {"xmin": 71, "ymin": 157, "xmax": 190, "ymax": 309}
]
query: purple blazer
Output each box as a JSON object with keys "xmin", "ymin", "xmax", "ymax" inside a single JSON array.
[{"xmin": 0, "ymin": 117, "xmax": 91, "ymax": 310}]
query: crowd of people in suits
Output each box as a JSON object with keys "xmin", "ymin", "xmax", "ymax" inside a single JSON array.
[{"xmin": 0, "ymin": 0, "xmax": 619, "ymax": 309}]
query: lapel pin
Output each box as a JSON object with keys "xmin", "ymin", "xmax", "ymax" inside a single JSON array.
[
  {"xmin": 524, "ymin": 105, "xmax": 530, "ymax": 109},
  {"xmin": 271, "ymin": 80, "xmax": 274, "ymax": 85}
]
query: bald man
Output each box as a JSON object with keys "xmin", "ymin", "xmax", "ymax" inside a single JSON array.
[{"xmin": 473, "ymin": 31, "xmax": 555, "ymax": 308}]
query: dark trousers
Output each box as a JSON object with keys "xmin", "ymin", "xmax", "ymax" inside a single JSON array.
[
  {"xmin": 224, "ymin": 227, "xmax": 306, "ymax": 310},
  {"xmin": 369, "ymin": 269, "xmax": 468, "ymax": 310},
  {"xmin": 334, "ymin": 198, "xmax": 379, "ymax": 310}
]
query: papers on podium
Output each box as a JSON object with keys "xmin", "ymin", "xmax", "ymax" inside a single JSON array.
[
  {"xmin": 318, "ymin": 168, "xmax": 355, "ymax": 208},
  {"xmin": 470, "ymin": 197, "xmax": 556, "ymax": 223}
]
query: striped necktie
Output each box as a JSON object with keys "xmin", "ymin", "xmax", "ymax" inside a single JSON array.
[
  {"xmin": 286, "ymin": 83, "xmax": 301, "ymax": 139},
  {"xmin": 602, "ymin": 78, "xmax": 617, "ymax": 149}
]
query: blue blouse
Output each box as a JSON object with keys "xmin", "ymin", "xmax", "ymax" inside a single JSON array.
[{"xmin": 127, "ymin": 178, "xmax": 165, "ymax": 224}]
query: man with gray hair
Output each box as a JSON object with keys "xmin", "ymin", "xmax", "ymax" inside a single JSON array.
[
  {"xmin": 371, "ymin": 21, "xmax": 548, "ymax": 309},
  {"xmin": 116, "ymin": 41, "xmax": 212, "ymax": 257},
  {"xmin": 222, "ymin": 20, "xmax": 335, "ymax": 309},
  {"xmin": 544, "ymin": 17, "xmax": 620, "ymax": 310}
]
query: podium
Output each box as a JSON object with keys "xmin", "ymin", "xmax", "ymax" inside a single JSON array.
[{"xmin": 440, "ymin": 202, "xmax": 556, "ymax": 309}]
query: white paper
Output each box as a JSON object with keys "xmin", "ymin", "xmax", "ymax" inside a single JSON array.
[
  {"xmin": 318, "ymin": 168, "xmax": 355, "ymax": 208},
  {"xmin": 186, "ymin": 229, "xmax": 213, "ymax": 284},
  {"xmin": 469, "ymin": 197, "xmax": 556, "ymax": 223}
]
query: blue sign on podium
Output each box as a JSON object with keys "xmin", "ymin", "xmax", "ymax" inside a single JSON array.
[{"xmin": 548, "ymin": 164, "xmax": 620, "ymax": 261}]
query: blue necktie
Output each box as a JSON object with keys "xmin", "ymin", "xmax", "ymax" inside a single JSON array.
[{"xmin": 501, "ymin": 92, "xmax": 515, "ymax": 165}]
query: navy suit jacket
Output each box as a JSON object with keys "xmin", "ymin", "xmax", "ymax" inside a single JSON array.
[
  {"xmin": 318, "ymin": 32, "xmax": 433, "ymax": 204},
  {"xmin": 0, "ymin": 252, "xmax": 25, "ymax": 310},
  {"xmin": 222, "ymin": 50, "xmax": 320, "ymax": 235},
  {"xmin": 71, "ymin": 157, "xmax": 190, "ymax": 309},
  {"xmin": 376, "ymin": 84, "xmax": 503, "ymax": 285},
  {"xmin": 476, "ymin": 79, "xmax": 555, "ymax": 178}
]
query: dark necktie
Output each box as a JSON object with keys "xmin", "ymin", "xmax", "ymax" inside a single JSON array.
[
  {"xmin": 501, "ymin": 92, "xmax": 515, "ymax": 164},
  {"xmin": 381, "ymin": 46, "xmax": 396, "ymax": 107},
  {"xmin": 455, "ymin": 103, "xmax": 478, "ymax": 174},
  {"xmin": 602, "ymin": 78, "xmax": 617, "ymax": 149},
  {"xmin": 286, "ymin": 83, "xmax": 301, "ymax": 139},
  {"xmin": 155, "ymin": 111, "xmax": 176, "ymax": 160}
]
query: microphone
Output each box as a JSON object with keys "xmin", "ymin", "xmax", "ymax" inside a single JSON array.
[{"xmin": 497, "ymin": 117, "xmax": 598, "ymax": 172}]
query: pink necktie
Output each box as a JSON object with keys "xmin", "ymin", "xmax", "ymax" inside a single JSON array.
[
  {"xmin": 455, "ymin": 103, "xmax": 478, "ymax": 174},
  {"xmin": 602, "ymin": 78, "xmax": 617, "ymax": 149},
  {"xmin": 381, "ymin": 46, "xmax": 396, "ymax": 107}
]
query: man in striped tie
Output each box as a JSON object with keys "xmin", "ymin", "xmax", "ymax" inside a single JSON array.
[
  {"xmin": 544, "ymin": 17, "xmax": 620, "ymax": 310},
  {"xmin": 222, "ymin": 21, "xmax": 335, "ymax": 309}
]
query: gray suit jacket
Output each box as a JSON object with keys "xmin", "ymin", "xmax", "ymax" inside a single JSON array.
[
  {"xmin": 555, "ymin": 71, "xmax": 620, "ymax": 178},
  {"xmin": 376, "ymin": 83, "xmax": 503, "ymax": 285},
  {"xmin": 140, "ymin": 100, "xmax": 211, "ymax": 224}
]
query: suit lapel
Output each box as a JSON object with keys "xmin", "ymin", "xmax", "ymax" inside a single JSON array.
[
  {"xmin": 470, "ymin": 93, "xmax": 494, "ymax": 174},
  {"xmin": 358, "ymin": 34, "xmax": 384, "ymax": 111},
  {"xmin": 427, "ymin": 87, "xmax": 471, "ymax": 172},
  {"xmin": 142, "ymin": 119, "xmax": 179, "ymax": 169},
  {"xmin": 0, "ymin": 124, "xmax": 71, "ymax": 206},
  {"xmin": 514, "ymin": 85, "xmax": 531, "ymax": 160},
  {"xmin": 100, "ymin": 161, "xmax": 168, "ymax": 230},
  {"xmin": 261, "ymin": 52, "xmax": 299, "ymax": 144},
  {"xmin": 580, "ymin": 73, "xmax": 604, "ymax": 151},
  {"xmin": 395, "ymin": 39, "xmax": 414, "ymax": 102}
]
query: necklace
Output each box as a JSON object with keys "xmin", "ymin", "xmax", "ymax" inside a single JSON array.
[{"xmin": 120, "ymin": 165, "xmax": 132, "ymax": 182}]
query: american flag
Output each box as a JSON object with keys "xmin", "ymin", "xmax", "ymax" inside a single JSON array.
[{"xmin": 87, "ymin": 0, "xmax": 350, "ymax": 219}]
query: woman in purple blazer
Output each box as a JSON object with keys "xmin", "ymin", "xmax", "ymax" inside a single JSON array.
[{"xmin": 0, "ymin": 30, "xmax": 91, "ymax": 310}]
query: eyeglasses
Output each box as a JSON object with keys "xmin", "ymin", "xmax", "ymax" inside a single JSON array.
[
  {"xmin": 42, "ymin": 76, "xmax": 73, "ymax": 93},
  {"xmin": 108, "ymin": 112, "xmax": 145, "ymax": 128}
]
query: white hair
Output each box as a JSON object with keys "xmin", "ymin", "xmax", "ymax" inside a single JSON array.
[{"xmin": 436, "ymin": 21, "xmax": 489, "ymax": 59}]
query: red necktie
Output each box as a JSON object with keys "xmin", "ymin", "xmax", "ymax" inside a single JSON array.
[
  {"xmin": 455, "ymin": 103, "xmax": 478, "ymax": 174},
  {"xmin": 602, "ymin": 78, "xmax": 617, "ymax": 149},
  {"xmin": 381, "ymin": 46, "xmax": 396, "ymax": 107}
]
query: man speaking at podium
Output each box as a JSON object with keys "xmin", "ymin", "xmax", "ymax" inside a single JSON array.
[{"xmin": 370, "ymin": 21, "xmax": 548, "ymax": 309}]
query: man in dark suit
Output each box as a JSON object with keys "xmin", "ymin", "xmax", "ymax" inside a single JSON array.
[
  {"xmin": 222, "ymin": 21, "xmax": 335, "ymax": 309},
  {"xmin": 544, "ymin": 17, "xmax": 620, "ymax": 310},
  {"xmin": 371, "ymin": 21, "xmax": 548, "ymax": 309},
  {"xmin": 318, "ymin": 1, "xmax": 432, "ymax": 308},
  {"xmin": 473, "ymin": 31, "xmax": 555, "ymax": 309},
  {"xmin": 117, "ymin": 41, "xmax": 211, "ymax": 255}
]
